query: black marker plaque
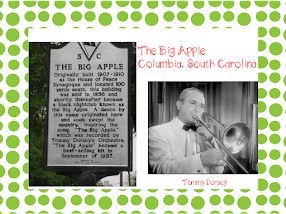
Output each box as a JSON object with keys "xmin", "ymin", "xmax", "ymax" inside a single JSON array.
[{"xmin": 44, "ymin": 42, "xmax": 132, "ymax": 174}]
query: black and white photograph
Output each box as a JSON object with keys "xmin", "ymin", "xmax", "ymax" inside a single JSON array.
[{"xmin": 148, "ymin": 82, "xmax": 258, "ymax": 174}]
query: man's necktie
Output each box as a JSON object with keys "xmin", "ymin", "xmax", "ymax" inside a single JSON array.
[{"xmin": 183, "ymin": 124, "xmax": 197, "ymax": 132}]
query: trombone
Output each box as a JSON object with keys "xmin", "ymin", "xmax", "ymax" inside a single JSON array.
[{"xmin": 192, "ymin": 112, "xmax": 251, "ymax": 174}]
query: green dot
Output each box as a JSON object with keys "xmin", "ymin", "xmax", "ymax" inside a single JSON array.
[
  {"xmin": 116, "ymin": 1, "xmax": 129, "ymax": 7},
  {"xmin": 6, "ymin": 90, "xmax": 20, "ymax": 103},
  {"xmin": 38, "ymin": 11, "xmax": 49, "ymax": 21},
  {"xmin": 193, "ymin": 1, "xmax": 204, "ymax": 9},
  {"xmin": 55, "ymin": 189, "xmax": 65, "ymax": 193},
  {"xmin": 269, "ymin": 103, "xmax": 282, "ymax": 117},
  {"xmin": 23, "ymin": 40, "xmax": 29, "ymax": 51},
  {"xmin": 71, "ymin": 195, "xmax": 82, "ymax": 205},
  {"xmin": 6, "ymin": 196, "xmax": 19, "ymax": 209},
  {"xmin": 23, "ymin": 101, "xmax": 29, "ymax": 113},
  {"xmin": 25, "ymin": 134, "xmax": 29, "ymax": 144},
  {"xmin": 101, "ymin": 1, "xmax": 112, "ymax": 9},
  {"xmin": 256, "ymin": 195, "xmax": 267, "ymax": 205},
  {"xmin": 258, "ymin": 40, "xmax": 266, "ymax": 51},
  {"xmin": 177, "ymin": 195, "xmax": 188, "ymax": 205},
  {"xmin": 258, "ymin": 179, "xmax": 268, "ymax": 191},
  {"xmin": 23, "ymin": 162, "xmax": 28, "ymax": 174},
  {"xmin": 71, "ymin": 11, "xmax": 82, "ymax": 21},
  {"xmin": 6, "ymin": 135, "xmax": 20, "ymax": 149},
  {"xmin": 258, "ymin": 56, "xmax": 268, "ymax": 68},
  {"xmin": 258, "ymin": 117, "xmax": 268, "ymax": 130},
  {"xmin": 237, "ymin": 13, "xmax": 251, "ymax": 26},
  {"xmin": 269, "ymin": 182, "xmax": 280, "ymax": 192},
  {"xmin": 270, "ymin": 1, "xmax": 280, "ymax": 8},
  {"xmin": 269, "ymin": 42, "xmax": 282, "ymax": 55},
  {"xmin": 208, "ymin": 1, "xmax": 221, "ymax": 7},
  {"xmin": 269, "ymin": 60, "xmax": 280, "ymax": 70},
  {"xmin": 70, "ymin": 1, "xmax": 83, "ymax": 7},
  {"xmin": 25, "ymin": 195, "xmax": 36, "ymax": 205},
  {"xmin": 6, "ymin": 74, "xmax": 20, "ymax": 87},
  {"xmin": 23, "ymin": 179, "xmax": 33, "ymax": 191},
  {"xmin": 25, "ymin": 11, "xmax": 36, "ymax": 21},
  {"xmin": 25, "ymin": 89, "xmax": 29, "ymax": 98},
  {"xmin": 6, "ymin": 28, "xmax": 20, "ymax": 42},
  {"xmin": 164, "ymin": 11, "xmax": 174, "ymax": 22},
  {"xmin": 6, "ymin": 151, "xmax": 19, "ymax": 164},
  {"xmin": 240, "ymin": 1, "xmax": 250, "ymax": 8},
  {"xmin": 270, "ymin": 134, "xmax": 280, "ymax": 144},
  {"xmin": 269, "ymin": 150, "xmax": 280, "ymax": 160},
  {"xmin": 8, "ymin": 45, "xmax": 20, "ymax": 56},
  {"xmin": 223, "ymin": 195, "xmax": 234, "ymax": 205},
  {"xmin": 131, "ymin": 11, "xmax": 142, "ymax": 22},
  {"xmin": 191, "ymin": 196, "xmax": 204, "ymax": 210},
  {"xmin": 163, "ymin": 195, "xmax": 174, "ymax": 205},
  {"xmin": 38, "ymin": 1, "xmax": 49, "ymax": 9},
  {"xmin": 258, "ymin": 149, "xmax": 267, "ymax": 160},
  {"xmin": 0, "ymin": 73, "xmax": 2, "ymax": 81},
  {"xmin": 270, "ymin": 72, "xmax": 280, "ymax": 83},
  {"xmin": 145, "ymin": 13, "xmax": 158, "ymax": 26},
  {"xmin": 270, "ymin": 11, "xmax": 280, "ymax": 21},
  {"xmin": 269, "ymin": 27, "xmax": 280, "ymax": 37},
  {"xmin": 8, "ymin": 182, "xmax": 19, "ymax": 192},
  {"xmin": 0, "ymin": 43, "xmax": 4, "ymax": 55},
  {"xmin": 284, "ymin": 92, "xmax": 286, "ymax": 101},
  {"xmin": 99, "ymin": 196, "xmax": 112, "ymax": 209},
  {"xmin": 24, "ymin": 27, "xmax": 32, "ymax": 37},
  {"xmin": 8, "ymin": 167, "xmax": 20, "ymax": 178},
  {"xmin": 131, "ymin": 1, "xmax": 141, "ymax": 9},
  {"xmin": 38, "ymin": 195, "xmax": 49, "ymax": 205},
  {"xmin": 25, "ymin": 73, "xmax": 29, "ymax": 82},
  {"xmin": 6, "ymin": 13, "xmax": 20, "ymax": 26},
  {"xmin": 210, "ymin": 11, "xmax": 221, "ymax": 22},
  {"xmin": 162, "ymin": 1, "xmax": 175, "ymax": 7},
  {"xmin": 258, "ymin": 27, "xmax": 267, "ymax": 37},
  {"xmin": 284, "ymin": 30, "xmax": 286, "ymax": 40},
  {"xmin": 223, "ymin": 11, "xmax": 234, "ymax": 22},
  {"xmin": 117, "ymin": 195, "xmax": 128, "ymax": 205},
  {"xmin": 258, "ymin": 88, "xmax": 267, "ymax": 98},
  {"xmin": 258, "ymin": 162, "xmax": 266, "ymax": 174},
  {"xmin": 0, "ymin": 165, "xmax": 5, "ymax": 177},
  {"xmin": 55, "ymin": 1, "xmax": 66, "ymax": 9},
  {"xmin": 131, "ymin": 195, "xmax": 142, "ymax": 205},
  {"xmin": 145, "ymin": 196, "xmax": 158, "ymax": 210},
  {"xmin": 85, "ymin": 1, "xmax": 95, "ymax": 8},
  {"xmin": 24, "ymin": 118, "xmax": 29, "ymax": 129},
  {"xmin": 52, "ymin": 196, "xmax": 66, "ymax": 210},
  {"xmin": 269, "ymin": 195, "xmax": 280, "ymax": 205},
  {"xmin": 258, "ymin": 101, "xmax": 266, "ymax": 113},
  {"xmin": 8, "ymin": 106, "xmax": 20, "ymax": 117},
  {"xmin": 117, "ymin": 11, "xmax": 128, "ymax": 22},
  {"xmin": 191, "ymin": 13, "xmax": 204, "ymax": 26},
  {"xmin": 269, "ymin": 165, "xmax": 282, "ymax": 178},
  {"xmin": 8, "ymin": 60, "xmax": 20, "ymax": 70},
  {"xmin": 147, "ymin": 1, "xmax": 158, "ymax": 9},
  {"xmin": 177, "ymin": 11, "xmax": 188, "ymax": 22},
  {"xmin": 9, "ymin": 1, "xmax": 20, "ymax": 8},
  {"xmin": 0, "ymin": 122, "xmax": 2, "ymax": 130},
  {"xmin": 85, "ymin": 11, "xmax": 95, "ymax": 21},
  {"xmin": 237, "ymin": 196, "xmax": 251, "ymax": 209},
  {"xmin": 0, "ymin": 28, "xmax": 2, "ymax": 36},
  {"xmin": 270, "ymin": 121, "xmax": 280, "ymax": 131},
  {"xmin": 256, "ymin": 11, "xmax": 267, "ymax": 21},
  {"xmin": 223, "ymin": 1, "xmax": 234, "ymax": 8},
  {"xmin": 8, "ymin": 121, "xmax": 20, "ymax": 131},
  {"xmin": 53, "ymin": 13, "xmax": 66, "ymax": 26},
  {"xmin": 39, "ymin": 189, "xmax": 49, "ymax": 193},
  {"xmin": 269, "ymin": 88, "xmax": 280, "ymax": 98},
  {"xmin": 24, "ymin": 1, "xmax": 37, "ymax": 7},
  {"xmin": 0, "ymin": 104, "xmax": 5, "ymax": 116},
  {"xmin": 99, "ymin": 13, "xmax": 112, "ymax": 26},
  {"xmin": 25, "ymin": 150, "xmax": 29, "ymax": 159},
  {"xmin": 210, "ymin": 195, "xmax": 221, "ymax": 205},
  {"xmin": 177, "ymin": 1, "xmax": 188, "ymax": 9}
]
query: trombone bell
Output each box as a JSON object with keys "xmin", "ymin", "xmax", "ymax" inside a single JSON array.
[{"xmin": 223, "ymin": 122, "xmax": 250, "ymax": 154}]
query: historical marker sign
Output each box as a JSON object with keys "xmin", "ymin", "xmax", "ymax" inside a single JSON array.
[{"xmin": 44, "ymin": 42, "xmax": 132, "ymax": 172}]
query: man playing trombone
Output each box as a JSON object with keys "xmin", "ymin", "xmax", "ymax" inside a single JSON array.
[{"xmin": 149, "ymin": 87, "xmax": 227, "ymax": 174}]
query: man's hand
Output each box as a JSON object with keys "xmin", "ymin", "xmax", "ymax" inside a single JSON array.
[{"xmin": 200, "ymin": 148, "xmax": 227, "ymax": 167}]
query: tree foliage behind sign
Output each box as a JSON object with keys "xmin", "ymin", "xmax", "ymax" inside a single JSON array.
[{"xmin": 29, "ymin": 42, "xmax": 136, "ymax": 186}]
